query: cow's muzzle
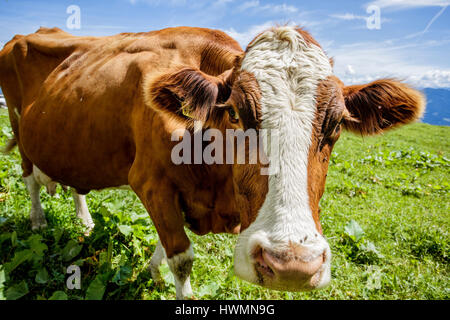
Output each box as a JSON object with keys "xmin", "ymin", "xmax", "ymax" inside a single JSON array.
[{"xmin": 250, "ymin": 243, "xmax": 331, "ymax": 291}]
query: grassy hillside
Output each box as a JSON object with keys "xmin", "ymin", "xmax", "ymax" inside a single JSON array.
[{"xmin": 0, "ymin": 108, "xmax": 448, "ymax": 300}]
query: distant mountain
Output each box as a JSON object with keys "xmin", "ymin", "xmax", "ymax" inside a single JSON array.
[{"xmin": 421, "ymin": 88, "xmax": 450, "ymax": 126}]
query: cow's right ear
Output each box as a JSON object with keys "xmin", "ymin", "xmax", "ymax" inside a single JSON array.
[{"xmin": 145, "ymin": 67, "xmax": 233, "ymax": 123}]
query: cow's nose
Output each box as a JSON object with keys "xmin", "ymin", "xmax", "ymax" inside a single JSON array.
[{"xmin": 253, "ymin": 244, "xmax": 326, "ymax": 289}]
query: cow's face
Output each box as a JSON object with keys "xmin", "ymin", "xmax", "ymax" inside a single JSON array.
[
  {"xmin": 230, "ymin": 27, "xmax": 425, "ymax": 292},
  {"xmin": 147, "ymin": 26, "xmax": 425, "ymax": 292}
]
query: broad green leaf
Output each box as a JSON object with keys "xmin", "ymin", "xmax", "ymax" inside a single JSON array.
[
  {"xmin": 344, "ymin": 220, "xmax": 365, "ymax": 242},
  {"xmin": 0, "ymin": 266, "xmax": 5, "ymax": 288},
  {"xmin": 35, "ymin": 268, "xmax": 49, "ymax": 284},
  {"xmin": 53, "ymin": 228, "xmax": 64, "ymax": 244},
  {"xmin": 0, "ymin": 233, "xmax": 11, "ymax": 245},
  {"xmin": 112, "ymin": 265, "xmax": 132, "ymax": 286},
  {"xmin": 0, "ymin": 266, "xmax": 5, "ymax": 300},
  {"xmin": 99, "ymin": 205, "xmax": 113, "ymax": 217},
  {"xmin": 5, "ymin": 281, "xmax": 29, "ymax": 300},
  {"xmin": 85, "ymin": 275, "xmax": 106, "ymax": 300},
  {"xmin": 48, "ymin": 291, "xmax": 68, "ymax": 300},
  {"xmin": 118, "ymin": 225, "xmax": 132, "ymax": 237},
  {"xmin": 4, "ymin": 249, "xmax": 33, "ymax": 274},
  {"xmin": 27, "ymin": 234, "xmax": 48, "ymax": 258},
  {"xmin": 62, "ymin": 240, "xmax": 83, "ymax": 262},
  {"xmin": 197, "ymin": 282, "xmax": 220, "ymax": 297}
]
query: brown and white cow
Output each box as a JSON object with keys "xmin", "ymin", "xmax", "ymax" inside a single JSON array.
[{"xmin": 0, "ymin": 26, "xmax": 424, "ymax": 299}]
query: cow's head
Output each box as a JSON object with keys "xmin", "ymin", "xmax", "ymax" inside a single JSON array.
[{"xmin": 147, "ymin": 26, "xmax": 425, "ymax": 292}]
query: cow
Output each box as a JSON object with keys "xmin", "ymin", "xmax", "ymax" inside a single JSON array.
[{"xmin": 0, "ymin": 26, "xmax": 424, "ymax": 299}]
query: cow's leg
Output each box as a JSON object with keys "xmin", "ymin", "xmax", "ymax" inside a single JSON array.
[
  {"xmin": 23, "ymin": 174, "xmax": 47, "ymax": 230},
  {"xmin": 148, "ymin": 239, "xmax": 194, "ymax": 299},
  {"xmin": 130, "ymin": 173, "xmax": 194, "ymax": 299},
  {"xmin": 167, "ymin": 243, "xmax": 194, "ymax": 300},
  {"xmin": 71, "ymin": 189, "xmax": 94, "ymax": 235},
  {"xmin": 148, "ymin": 240, "xmax": 166, "ymax": 285}
]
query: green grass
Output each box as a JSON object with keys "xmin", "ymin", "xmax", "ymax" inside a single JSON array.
[{"xmin": 0, "ymin": 108, "xmax": 449, "ymax": 300}]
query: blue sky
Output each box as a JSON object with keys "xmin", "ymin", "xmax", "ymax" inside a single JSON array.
[{"xmin": 0, "ymin": 0, "xmax": 449, "ymax": 88}]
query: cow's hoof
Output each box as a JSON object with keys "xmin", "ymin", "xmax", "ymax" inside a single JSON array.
[
  {"xmin": 148, "ymin": 266, "xmax": 163, "ymax": 287},
  {"xmin": 176, "ymin": 293, "xmax": 196, "ymax": 300},
  {"xmin": 31, "ymin": 217, "xmax": 48, "ymax": 231},
  {"xmin": 82, "ymin": 221, "xmax": 95, "ymax": 236},
  {"xmin": 30, "ymin": 207, "xmax": 48, "ymax": 231}
]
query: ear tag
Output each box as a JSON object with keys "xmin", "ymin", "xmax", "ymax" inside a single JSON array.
[{"xmin": 181, "ymin": 101, "xmax": 194, "ymax": 119}]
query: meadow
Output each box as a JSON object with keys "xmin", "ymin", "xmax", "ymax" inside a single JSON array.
[{"xmin": 0, "ymin": 108, "xmax": 448, "ymax": 300}]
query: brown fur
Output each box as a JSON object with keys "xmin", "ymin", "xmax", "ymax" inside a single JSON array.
[
  {"xmin": 0, "ymin": 26, "xmax": 266, "ymax": 258},
  {"xmin": 342, "ymin": 79, "xmax": 425, "ymax": 135},
  {"xmin": 307, "ymin": 76, "xmax": 346, "ymax": 234}
]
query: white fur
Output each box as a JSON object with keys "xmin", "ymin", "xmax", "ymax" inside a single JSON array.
[
  {"xmin": 26, "ymin": 165, "xmax": 94, "ymax": 233},
  {"xmin": 33, "ymin": 165, "xmax": 57, "ymax": 196},
  {"xmin": 167, "ymin": 244, "xmax": 194, "ymax": 300},
  {"xmin": 148, "ymin": 240, "xmax": 166, "ymax": 284},
  {"xmin": 234, "ymin": 27, "xmax": 332, "ymax": 288},
  {"xmin": 149, "ymin": 240, "xmax": 194, "ymax": 299},
  {"xmin": 23, "ymin": 174, "xmax": 47, "ymax": 230},
  {"xmin": 71, "ymin": 189, "xmax": 94, "ymax": 234}
]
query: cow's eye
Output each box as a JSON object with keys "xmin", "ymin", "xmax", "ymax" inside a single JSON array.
[
  {"xmin": 333, "ymin": 118, "xmax": 344, "ymax": 134},
  {"xmin": 228, "ymin": 108, "xmax": 239, "ymax": 123},
  {"xmin": 334, "ymin": 123, "xmax": 341, "ymax": 134}
]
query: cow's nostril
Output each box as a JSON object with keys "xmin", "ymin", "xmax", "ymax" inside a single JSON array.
[{"xmin": 252, "ymin": 246, "xmax": 275, "ymax": 277}]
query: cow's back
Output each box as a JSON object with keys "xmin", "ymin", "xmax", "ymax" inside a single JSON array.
[
  {"xmin": 0, "ymin": 27, "xmax": 242, "ymax": 191},
  {"xmin": 0, "ymin": 27, "xmax": 96, "ymax": 113}
]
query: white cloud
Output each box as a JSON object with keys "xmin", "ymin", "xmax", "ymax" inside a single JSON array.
[
  {"xmin": 237, "ymin": 1, "xmax": 298, "ymax": 14},
  {"xmin": 330, "ymin": 39, "xmax": 450, "ymax": 88},
  {"xmin": 238, "ymin": 0, "xmax": 259, "ymax": 11},
  {"xmin": 224, "ymin": 21, "xmax": 277, "ymax": 47},
  {"xmin": 407, "ymin": 69, "xmax": 450, "ymax": 88},
  {"xmin": 346, "ymin": 65, "xmax": 356, "ymax": 75},
  {"xmin": 365, "ymin": 0, "xmax": 450, "ymax": 10},
  {"xmin": 330, "ymin": 13, "xmax": 367, "ymax": 21}
]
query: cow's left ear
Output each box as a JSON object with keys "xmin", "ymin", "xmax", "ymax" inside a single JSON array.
[
  {"xmin": 145, "ymin": 67, "xmax": 233, "ymax": 123},
  {"xmin": 342, "ymin": 79, "xmax": 425, "ymax": 135}
]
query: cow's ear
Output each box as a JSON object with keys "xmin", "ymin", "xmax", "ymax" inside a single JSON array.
[
  {"xmin": 342, "ymin": 79, "xmax": 425, "ymax": 135},
  {"xmin": 145, "ymin": 67, "xmax": 232, "ymax": 123}
]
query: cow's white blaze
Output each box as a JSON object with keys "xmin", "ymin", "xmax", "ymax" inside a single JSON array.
[{"xmin": 234, "ymin": 27, "xmax": 333, "ymax": 289}]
